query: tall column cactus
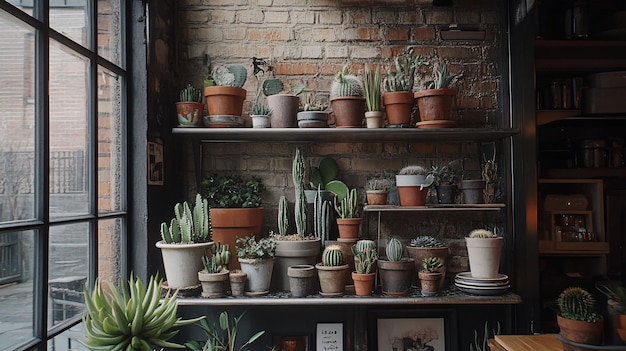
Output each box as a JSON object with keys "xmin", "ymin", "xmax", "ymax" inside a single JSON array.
[
  {"xmin": 278, "ymin": 195, "xmax": 289, "ymax": 236},
  {"xmin": 293, "ymin": 147, "xmax": 307, "ymax": 237},
  {"xmin": 314, "ymin": 187, "xmax": 331, "ymax": 246}
]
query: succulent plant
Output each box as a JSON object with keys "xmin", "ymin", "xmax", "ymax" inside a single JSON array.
[
  {"xmin": 185, "ymin": 311, "xmax": 264, "ymax": 351},
  {"xmin": 179, "ymin": 83, "xmax": 202, "ymax": 103},
  {"xmin": 160, "ymin": 194, "xmax": 211, "ymax": 244},
  {"xmin": 293, "ymin": 147, "xmax": 307, "ymax": 237},
  {"xmin": 468, "ymin": 229, "xmax": 498, "ymax": 239},
  {"xmin": 557, "ymin": 287, "xmax": 602, "ymax": 322},
  {"xmin": 427, "ymin": 63, "xmax": 461, "ymax": 90},
  {"xmin": 386, "ymin": 237, "xmax": 404, "ymax": 262},
  {"xmin": 364, "ymin": 64, "xmax": 382, "ymax": 112},
  {"xmin": 251, "ymin": 103, "xmax": 272, "ymax": 116},
  {"xmin": 314, "ymin": 187, "xmax": 332, "ymax": 245},
  {"xmin": 201, "ymin": 242, "xmax": 231, "ymax": 273},
  {"xmin": 83, "ymin": 274, "xmax": 204, "ymax": 351},
  {"xmin": 212, "ymin": 64, "xmax": 247, "ymax": 87},
  {"xmin": 383, "ymin": 47, "xmax": 429, "ymax": 93},
  {"xmin": 330, "ymin": 65, "xmax": 364, "ymax": 98},
  {"xmin": 322, "ymin": 244, "xmax": 344, "ymax": 266},
  {"xmin": 410, "ymin": 236, "xmax": 445, "ymax": 248},
  {"xmin": 366, "ymin": 176, "xmax": 394, "ymax": 191},
  {"xmin": 354, "ymin": 247, "xmax": 378, "ymax": 274},
  {"xmin": 302, "ymin": 93, "xmax": 328, "ymax": 111},
  {"xmin": 278, "ymin": 195, "xmax": 289, "ymax": 236},
  {"xmin": 334, "ymin": 188, "xmax": 359, "ymax": 219},
  {"xmin": 422, "ymin": 257, "xmax": 443, "ymax": 273}
]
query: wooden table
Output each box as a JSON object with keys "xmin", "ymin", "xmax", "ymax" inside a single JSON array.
[{"xmin": 488, "ymin": 334, "xmax": 563, "ymax": 351}]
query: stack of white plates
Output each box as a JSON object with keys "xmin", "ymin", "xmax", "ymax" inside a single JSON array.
[{"xmin": 455, "ymin": 272, "xmax": 510, "ymax": 296}]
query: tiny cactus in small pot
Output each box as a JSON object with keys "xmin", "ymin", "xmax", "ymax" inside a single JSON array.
[
  {"xmin": 198, "ymin": 242, "xmax": 232, "ymax": 297},
  {"xmin": 422, "ymin": 257, "xmax": 443, "ymax": 273},
  {"xmin": 419, "ymin": 257, "xmax": 444, "ymax": 297},
  {"xmin": 334, "ymin": 188, "xmax": 362, "ymax": 239},
  {"xmin": 316, "ymin": 244, "xmax": 349, "ymax": 295},
  {"xmin": 406, "ymin": 235, "xmax": 449, "ymax": 289},
  {"xmin": 330, "ymin": 65, "xmax": 365, "ymax": 128},
  {"xmin": 250, "ymin": 103, "xmax": 272, "ymax": 128},
  {"xmin": 465, "ymin": 229, "xmax": 503, "ymax": 279},
  {"xmin": 352, "ymin": 246, "xmax": 378, "ymax": 296},
  {"xmin": 177, "ymin": 83, "xmax": 204, "ymax": 126},
  {"xmin": 365, "ymin": 176, "xmax": 393, "ymax": 205}
]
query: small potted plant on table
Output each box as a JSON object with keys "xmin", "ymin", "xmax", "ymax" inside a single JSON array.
[
  {"xmin": 297, "ymin": 93, "xmax": 329, "ymax": 128},
  {"xmin": 334, "ymin": 188, "xmax": 361, "ymax": 240},
  {"xmin": 364, "ymin": 64, "xmax": 384, "ymax": 128},
  {"xmin": 198, "ymin": 242, "xmax": 231, "ymax": 298},
  {"xmin": 406, "ymin": 235, "xmax": 449, "ymax": 289},
  {"xmin": 330, "ymin": 65, "xmax": 365, "ymax": 128},
  {"xmin": 365, "ymin": 175, "xmax": 394, "ymax": 205},
  {"xmin": 250, "ymin": 103, "xmax": 272, "ymax": 128},
  {"xmin": 235, "ymin": 235, "xmax": 277, "ymax": 295},
  {"xmin": 395, "ymin": 165, "xmax": 434, "ymax": 206},
  {"xmin": 465, "ymin": 229, "xmax": 503, "ymax": 279},
  {"xmin": 414, "ymin": 62, "xmax": 462, "ymax": 129},
  {"xmin": 429, "ymin": 160, "xmax": 461, "ymax": 204},
  {"xmin": 204, "ymin": 63, "xmax": 248, "ymax": 126},
  {"xmin": 176, "ymin": 83, "xmax": 203, "ymax": 127},
  {"xmin": 418, "ymin": 257, "xmax": 444, "ymax": 296},
  {"xmin": 557, "ymin": 286, "xmax": 604, "ymax": 346}
]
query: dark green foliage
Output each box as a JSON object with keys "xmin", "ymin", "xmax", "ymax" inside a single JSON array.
[{"xmin": 201, "ymin": 174, "xmax": 264, "ymax": 208}]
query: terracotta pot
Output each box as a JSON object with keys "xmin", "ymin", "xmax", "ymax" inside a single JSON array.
[
  {"xmin": 397, "ymin": 186, "xmax": 429, "ymax": 206},
  {"xmin": 366, "ymin": 190, "xmax": 388, "ymax": 205},
  {"xmin": 382, "ymin": 92, "xmax": 415, "ymax": 126},
  {"xmin": 418, "ymin": 271, "xmax": 442, "ymax": 296},
  {"xmin": 414, "ymin": 88, "xmax": 456, "ymax": 121},
  {"xmin": 316, "ymin": 263, "xmax": 349, "ymax": 296},
  {"xmin": 176, "ymin": 101, "xmax": 203, "ymax": 126},
  {"xmin": 465, "ymin": 237, "xmax": 503, "ymax": 278},
  {"xmin": 557, "ymin": 314, "xmax": 604, "ymax": 346},
  {"xmin": 461, "ymin": 180, "xmax": 486, "ymax": 204},
  {"xmin": 336, "ymin": 218, "xmax": 362, "ymax": 239},
  {"xmin": 204, "ymin": 86, "xmax": 246, "ymax": 116},
  {"xmin": 378, "ymin": 258, "xmax": 415, "ymax": 296},
  {"xmin": 365, "ymin": 111, "xmax": 384, "ymax": 128},
  {"xmin": 210, "ymin": 208, "xmax": 264, "ymax": 269},
  {"xmin": 272, "ymin": 238, "xmax": 321, "ymax": 292},
  {"xmin": 287, "ymin": 264, "xmax": 316, "ymax": 297},
  {"xmin": 330, "ymin": 96, "xmax": 365, "ymax": 128},
  {"xmin": 155, "ymin": 241, "xmax": 213, "ymax": 289},
  {"xmin": 352, "ymin": 272, "xmax": 376, "ymax": 296},
  {"xmin": 267, "ymin": 94, "xmax": 300, "ymax": 128},
  {"xmin": 332, "ymin": 238, "xmax": 358, "ymax": 285},
  {"xmin": 228, "ymin": 270, "xmax": 247, "ymax": 296},
  {"xmin": 198, "ymin": 270, "xmax": 229, "ymax": 298},
  {"xmin": 406, "ymin": 246, "xmax": 449, "ymax": 289}
]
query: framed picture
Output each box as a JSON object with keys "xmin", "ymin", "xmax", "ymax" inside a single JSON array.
[
  {"xmin": 368, "ymin": 309, "xmax": 457, "ymax": 351},
  {"xmin": 272, "ymin": 335, "xmax": 309, "ymax": 351},
  {"xmin": 147, "ymin": 141, "xmax": 164, "ymax": 185}
]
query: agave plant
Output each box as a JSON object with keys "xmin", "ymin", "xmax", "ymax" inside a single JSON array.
[{"xmin": 82, "ymin": 274, "xmax": 204, "ymax": 351}]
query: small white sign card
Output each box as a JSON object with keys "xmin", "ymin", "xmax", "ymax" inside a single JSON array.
[{"xmin": 316, "ymin": 323, "xmax": 343, "ymax": 351}]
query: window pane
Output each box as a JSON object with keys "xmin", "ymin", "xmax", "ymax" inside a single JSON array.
[
  {"xmin": 98, "ymin": 66, "xmax": 123, "ymax": 213},
  {"xmin": 0, "ymin": 10, "xmax": 36, "ymax": 222},
  {"xmin": 0, "ymin": 230, "xmax": 35, "ymax": 350},
  {"xmin": 50, "ymin": 0, "xmax": 88, "ymax": 49},
  {"xmin": 49, "ymin": 40, "xmax": 89, "ymax": 219},
  {"xmin": 5, "ymin": 0, "xmax": 34, "ymax": 18},
  {"xmin": 49, "ymin": 222, "xmax": 88, "ymax": 328},
  {"xmin": 48, "ymin": 324, "xmax": 88, "ymax": 351},
  {"xmin": 98, "ymin": 0, "xmax": 123, "ymax": 67},
  {"xmin": 97, "ymin": 218, "xmax": 123, "ymax": 282}
]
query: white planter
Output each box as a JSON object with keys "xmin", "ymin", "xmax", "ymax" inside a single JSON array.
[
  {"xmin": 155, "ymin": 241, "xmax": 213, "ymax": 289},
  {"xmin": 239, "ymin": 257, "xmax": 275, "ymax": 293},
  {"xmin": 465, "ymin": 237, "xmax": 503, "ymax": 278},
  {"xmin": 251, "ymin": 114, "xmax": 270, "ymax": 128},
  {"xmin": 395, "ymin": 174, "xmax": 434, "ymax": 188}
]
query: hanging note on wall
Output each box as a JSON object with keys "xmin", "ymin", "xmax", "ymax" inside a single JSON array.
[{"xmin": 316, "ymin": 323, "xmax": 342, "ymax": 351}]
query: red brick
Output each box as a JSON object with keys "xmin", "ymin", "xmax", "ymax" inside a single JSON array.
[
  {"xmin": 358, "ymin": 27, "xmax": 379, "ymax": 41},
  {"xmin": 385, "ymin": 28, "xmax": 409, "ymax": 41},
  {"xmin": 413, "ymin": 27, "xmax": 435, "ymax": 41},
  {"xmin": 274, "ymin": 63, "xmax": 318, "ymax": 76}
]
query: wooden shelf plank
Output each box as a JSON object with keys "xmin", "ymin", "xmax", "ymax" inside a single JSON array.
[{"xmin": 363, "ymin": 204, "xmax": 505, "ymax": 212}]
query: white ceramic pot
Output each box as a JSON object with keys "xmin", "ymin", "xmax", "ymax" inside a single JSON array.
[
  {"xmin": 239, "ymin": 257, "xmax": 275, "ymax": 293},
  {"xmin": 465, "ymin": 237, "xmax": 503, "ymax": 278},
  {"xmin": 251, "ymin": 114, "xmax": 270, "ymax": 128},
  {"xmin": 155, "ymin": 241, "xmax": 213, "ymax": 289},
  {"xmin": 395, "ymin": 174, "xmax": 434, "ymax": 189}
]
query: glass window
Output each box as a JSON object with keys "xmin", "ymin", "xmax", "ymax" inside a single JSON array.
[
  {"xmin": 50, "ymin": 0, "xmax": 89, "ymax": 49},
  {"xmin": 98, "ymin": 0, "xmax": 123, "ymax": 67}
]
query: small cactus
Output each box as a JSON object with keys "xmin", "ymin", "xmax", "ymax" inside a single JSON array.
[
  {"xmin": 422, "ymin": 257, "xmax": 443, "ymax": 273},
  {"xmin": 322, "ymin": 245, "xmax": 344, "ymax": 266},
  {"xmin": 251, "ymin": 103, "xmax": 272, "ymax": 116},
  {"xmin": 314, "ymin": 187, "xmax": 331, "ymax": 246},
  {"xmin": 330, "ymin": 65, "xmax": 364, "ymax": 98},
  {"xmin": 386, "ymin": 237, "xmax": 404, "ymax": 262},
  {"xmin": 179, "ymin": 83, "xmax": 202, "ymax": 102},
  {"xmin": 410, "ymin": 236, "xmax": 445, "ymax": 248},
  {"xmin": 201, "ymin": 242, "xmax": 231, "ymax": 273},
  {"xmin": 557, "ymin": 287, "xmax": 602, "ymax": 322},
  {"xmin": 160, "ymin": 194, "xmax": 211, "ymax": 244},
  {"xmin": 354, "ymin": 247, "xmax": 378, "ymax": 274},
  {"xmin": 399, "ymin": 165, "xmax": 428, "ymax": 175},
  {"xmin": 278, "ymin": 196, "xmax": 289, "ymax": 236},
  {"xmin": 334, "ymin": 188, "xmax": 359, "ymax": 219},
  {"xmin": 352, "ymin": 239, "xmax": 375, "ymax": 255},
  {"xmin": 468, "ymin": 229, "xmax": 498, "ymax": 239}
]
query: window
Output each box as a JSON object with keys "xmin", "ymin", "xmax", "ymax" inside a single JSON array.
[{"xmin": 0, "ymin": 0, "xmax": 127, "ymax": 349}]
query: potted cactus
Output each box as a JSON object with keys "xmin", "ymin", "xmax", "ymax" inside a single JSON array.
[
  {"xmin": 557, "ymin": 287, "xmax": 604, "ymax": 346},
  {"xmin": 364, "ymin": 64, "xmax": 384, "ymax": 128},
  {"xmin": 235, "ymin": 235, "xmax": 277, "ymax": 295},
  {"xmin": 329, "ymin": 65, "xmax": 365, "ymax": 128},
  {"xmin": 198, "ymin": 242, "xmax": 231, "ymax": 298},
  {"xmin": 395, "ymin": 165, "xmax": 434, "ymax": 206},
  {"xmin": 351, "ymin": 243, "xmax": 378, "ymax": 296},
  {"xmin": 465, "ymin": 229, "xmax": 503, "ymax": 279},
  {"xmin": 297, "ymin": 92, "xmax": 329, "ymax": 128},
  {"xmin": 418, "ymin": 257, "xmax": 444, "ymax": 296},
  {"xmin": 414, "ymin": 62, "xmax": 462, "ymax": 129},
  {"xmin": 176, "ymin": 83, "xmax": 203, "ymax": 127},
  {"xmin": 377, "ymin": 237, "xmax": 415, "ymax": 296},
  {"xmin": 155, "ymin": 194, "xmax": 213, "ymax": 289},
  {"xmin": 406, "ymin": 235, "xmax": 449, "ymax": 289},
  {"xmin": 334, "ymin": 188, "xmax": 361, "ymax": 239},
  {"xmin": 265, "ymin": 81, "xmax": 305, "ymax": 128},
  {"xmin": 250, "ymin": 103, "xmax": 272, "ymax": 128},
  {"xmin": 429, "ymin": 160, "xmax": 461, "ymax": 204},
  {"xmin": 203, "ymin": 63, "xmax": 247, "ymax": 124},
  {"xmin": 365, "ymin": 175, "xmax": 394, "ymax": 205},
  {"xmin": 316, "ymin": 244, "xmax": 349, "ymax": 296}
]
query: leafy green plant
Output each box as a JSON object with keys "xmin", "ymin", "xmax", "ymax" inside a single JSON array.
[
  {"xmin": 180, "ymin": 83, "xmax": 203, "ymax": 102},
  {"xmin": 334, "ymin": 188, "xmax": 359, "ymax": 219},
  {"xmin": 235, "ymin": 235, "xmax": 277, "ymax": 259},
  {"xmin": 82, "ymin": 274, "xmax": 204, "ymax": 351},
  {"xmin": 364, "ymin": 64, "xmax": 382, "ymax": 112},
  {"xmin": 185, "ymin": 311, "xmax": 264, "ymax": 351},
  {"xmin": 384, "ymin": 47, "xmax": 429, "ymax": 92},
  {"xmin": 201, "ymin": 174, "xmax": 264, "ymax": 208},
  {"xmin": 160, "ymin": 194, "xmax": 211, "ymax": 244},
  {"xmin": 421, "ymin": 257, "xmax": 443, "ymax": 273},
  {"xmin": 558, "ymin": 287, "xmax": 602, "ymax": 322},
  {"xmin": 429, "ymin": 160, "xmax": 461, "ymax": 186}
]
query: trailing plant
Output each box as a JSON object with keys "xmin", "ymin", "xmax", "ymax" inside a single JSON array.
[
  {"xmin": 422, "ymin": 257, "xmax": 443, "ymax": 273},
  {"xmin": 160, "ymin": 194, "xmax": 211, "ymax": 244},
  {"xmin": 354, "ymin": 247, "xmax": 378, "ymax": 274},
  {"xmin": 364, "ymin": 64, "xmax": 382, "ymax": 111},
  {"xmin": 212, "ymin": 64, "xmax": 247, "ymax": 87},
  {"xmin": 470, "ymin": 321, "xmax": 500, "ymax": 351},
  {"xmin": 201, "ymin": 174, "xmax": 264, "ymax": 208},
  {"xmin": 321, "ymin": 244, "xmax": 344, "ymax": 266},
  {"xmin": 366, "ymin": 176, "xmax": 394, "ymax": 191},
  {"xmin": 386, "ymin": 237, "xmax": 404, "ymax": 262},
  {"xmin": 185, "ymin": 311, "xmax": 264, "ymax": 351},
  {"xmin": 334, "ymin": 188, "xmax": 359, "ymax": 219},
  {"xmin": 180, "ymin": 83, "xmax": 202, "ymax": 103},
  {"xmin": 314, "ymin": 187, "xmax": 332, "ymax": 245},
  {"xmin": 251, "ymin": 103, "xmax": 272, "ymax": 116},
  {"xmin": 293, "ymin": 147, "xmax": 307, "ymax": 237},
  {"xmin": 235, "ymin": 235, "xmax": 277, "ymax": 260},
  {"xmin": 468, "ymin": 229, "xmax": 498, "ymax": 239},
  {"xmin": 427, "ymin": 63, "xmax": 461, "ymax": 90},
  {"xmin": 557, "ymin": 287, "xmax": 602, "ymax": 322},
  {"xmin": 278, "ymin": 195, "xmax": 289, "ymax": 236},
  {"xmin": 410, "ymin": 236, "xmax": 445, "ymax": 248},
  {"xmin": 201, "ymin": 242, "xmax": 231, "ymax": 274},
  {"xmin": 330, "ymin": 65, "xmax": 364, "ymax": 98},
  {"xmin": 82, "ymin": 273, "xmax": 204, "ymax": 351},
  {"xmin": 384, "ymin": 47, "xmax": 429, "ymax": 92}
]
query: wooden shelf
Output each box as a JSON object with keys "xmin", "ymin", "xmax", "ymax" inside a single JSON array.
[
  {"xmin": 363, "ymin": 204, "xmax": 505, "ymax": 212},
  {"xmin": 541, "ymin": 168, "xmax": 626, "ymax": 179},
  {"xmin": 172, "ymin": 127, "xmax": 519, "ymax": 143},
  {"xmin": 535, "ymin": 39, "xmax": 626, "ymax": 73}
]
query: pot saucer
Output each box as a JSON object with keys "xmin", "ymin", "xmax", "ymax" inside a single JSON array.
[
  {"xmin": 245, "ymin": 290, "xmax": 269, "ymax": 296},
  {"xmin": 319, "ymin": 291, "xmax": 343, "ymax": 297},
  {"xmin": 416, "ymin": 120, "xmax": 456, "ymax": 129}
]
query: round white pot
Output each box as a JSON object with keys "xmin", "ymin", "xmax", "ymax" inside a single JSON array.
[
  {"xmin": 395, "ymin": 174, "xmax": 434, "ymax": 188},
  {"xmin": 155, "ymin": 241, "xmax": 213, "ymax": 289},
  {"xmin": 239, "ymin": 257, "xmax": 275, "ymax": 293},
  {"xmin": 251, "ymin": 114, "xmax": 271, "ymax": 128},
  {"xmin": 465, "ymin": 237, "xmax": 503, "ymax": 278}
]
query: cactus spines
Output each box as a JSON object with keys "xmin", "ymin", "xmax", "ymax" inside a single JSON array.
[
  {"xmin": 468, "ymin": 229, "xmax": 498, "ymax": 239},
  {"xmin": 293, "ymin": 148, "xmax": 307, "ymax": 237},
  {"xmin": 386, "ymin": 237, "xmax": 404, "ymax": 262},
  {"xmin": 354, "ymin": 247, "xmax": 378, "ymax": 274},
  {"xmin": 334, "ymin": 188, "xmax": 359, "ymax": 219},
  {"xmin": 331, "ymin": 65, "xmax": 364, "ymax": 98},
  {"xmin": 278, "ymin": 195, "xmax": 289, "ymax": 236},
  {"xmin": 322, "ymin": 245, "xmax": 344, "ymax": 267},
  {"xmin": 202, "ymin": 242, "xmax": 232, "ymax": 273},
  {"xmin": 352, "ymin": 239, "xmax": 375, "ymax": 255},
  {"xmin": 410, "ymin": 236, "xmax": 445, "ymax": 248},
  {"xmin": 314, "ymin": 187, "xmax": 331, "ymax": 245},
  {"xmin": 179, "ymin": 83, "xmax": 202, "ymax": 102},
  {"xmin": 557, "ymin": 287, "xmax": 602, "ymax": 322},
  {"xmin": 159, "ymin": 194, "xmax": 211, "ymax": 244}
]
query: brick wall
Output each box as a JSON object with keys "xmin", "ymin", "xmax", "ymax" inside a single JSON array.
[{"xmin": 176, "ymin": 0, "xmax": 506, "ymax": 275}]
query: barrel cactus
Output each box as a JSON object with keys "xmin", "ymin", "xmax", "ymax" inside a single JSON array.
[
  {"xmin": 330, "ymin": 65, "xmax": 364, "ymax": 98},
  {"xmin": 322, "ymin": 245, "xmax": 344, "ymax": 267},
  {"xmin": 409, "ymin": 236, "xmax": 445, "ymax": 248},
  {"xmin": 386, "ymin": 237, "xmax": 404, "ymax": 262},
  {"xmin": 557, "ymin": 287, "xmax": 602, "ymax": 322},
  {"xmin": 468, "ymin": 229, "xmax": 498, "ymax": 239},
  {"xmin": 352, "ymin": 239, "xmax": 375, "ymax": 255}
]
